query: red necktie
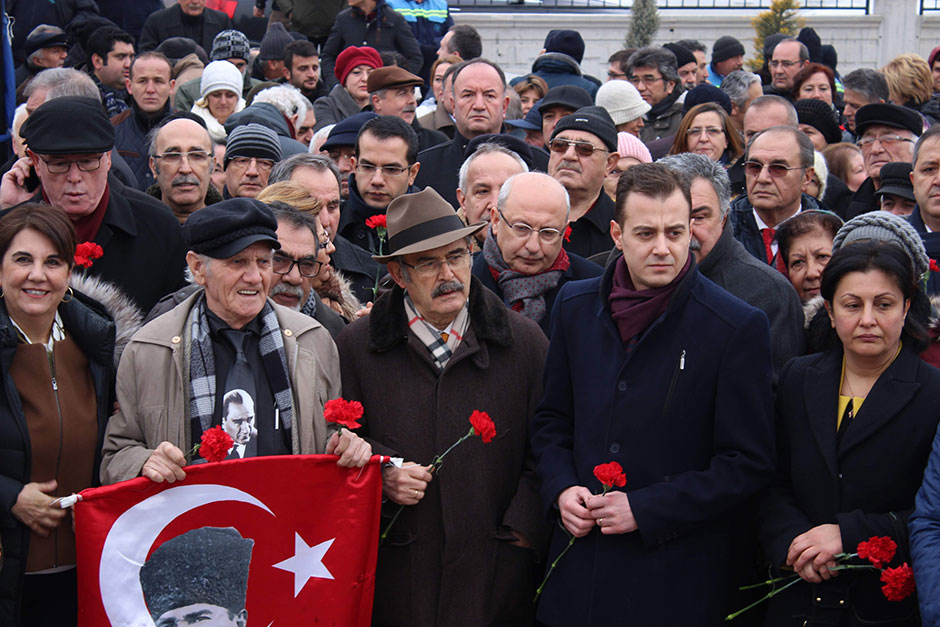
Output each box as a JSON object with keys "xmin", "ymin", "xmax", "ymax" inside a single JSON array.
[{"xmin": 761, "ymin": 227, "xmax": 787, "ymax": 274}]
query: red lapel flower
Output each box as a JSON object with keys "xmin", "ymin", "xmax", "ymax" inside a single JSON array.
[
  {"xmin": 199, "ymin": 425, "xmax": 233, "ymax": 463},
  {"xmin": 365, "ymin": 215, "xmax": 387, "ymax": 230},
  {"xmin": 593, "ymin": 461, "xmax": 627, "ymax": 490},
  {"xmin": 469, "ymin": 410, "xmax": 496, "ymax": 443},
  {"xmin": 930, "ymin": 259, "xmax": 940, "ymax": 273},
  {"xmin": 858, "ymin": 536, "xmax": 898, "ymax": 569},
  {"xmin": 74, "ymin": 241, "xmax": 104, "ymax": 268},
  {"xmin": 880, "ymin": 562, "xmax": 915, "ymax": 601},
  {"xmin": 323, "ymin": 398, "xmax": 364, "ymax": 430},
  {"xmin": 563, "ymin": 225, "xmax": 572, "ymax": 243}
]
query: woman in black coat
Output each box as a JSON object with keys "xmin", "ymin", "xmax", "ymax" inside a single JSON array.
[
  {"xmin": 0, "ymin": 204, "xmax": 130, "ymax": 626},
  {"xmin": 760, "ymin": 240, "xmax": 940, "ymax": 626}
]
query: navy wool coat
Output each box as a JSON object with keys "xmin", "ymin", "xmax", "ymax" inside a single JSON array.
[{"xmin": 531, "ymin": 256, "xmax": 776, "ymax": 626}]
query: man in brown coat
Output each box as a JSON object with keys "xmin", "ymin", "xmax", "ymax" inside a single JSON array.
[{"xmin": 336, "ymin": 187, "xmax": 549, "ymax": 625}]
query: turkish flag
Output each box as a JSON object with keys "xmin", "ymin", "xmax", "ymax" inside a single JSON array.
[
  {"xmin": 74, "ymin": 455, "xmax": 385, "ymax": 626},
  {"xmin": 205, "ymin": 0, "xmax": 239, "ymax": 18}
]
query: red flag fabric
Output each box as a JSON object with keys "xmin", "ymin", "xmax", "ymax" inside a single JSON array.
[
  {"xmin": 74, "ymin": 455, "xmax": 385, "ymax": 626},
  {"xmin": 205, "ymin": 0, "xmax": 238, "ymax": 18}
]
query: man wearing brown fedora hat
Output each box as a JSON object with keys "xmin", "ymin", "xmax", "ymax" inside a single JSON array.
[
  {"xmin": 336, "ymin": 187, "xmax": 549, "ymax": 625},
  {"xmin": 367, "ymin": 66, "xmax": 448, "ymax": 152}
]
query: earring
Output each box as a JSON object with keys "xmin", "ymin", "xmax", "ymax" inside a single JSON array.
[{"xmin": 61, "ymin": 287, "xmax": 74, "ymax": 303}]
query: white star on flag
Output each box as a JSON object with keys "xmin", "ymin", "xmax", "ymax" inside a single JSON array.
[{"xmin": 273, "ymin": 534, "xmax": 335, "ymax": 596}]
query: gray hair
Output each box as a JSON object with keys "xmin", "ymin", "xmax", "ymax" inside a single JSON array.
[
  {"xmin": 457, "ymin": 142, "xmax": 528, "ymax": 193},
  {"xmin": 842, "ymin": 68, "xmax": 890, "ymax": 104},
  {"xmin": 269, "ymin": 153, "xmax": 341, "ymax": 187},
  {"xmin": 253, "ymin": 85, "xmax": 309, "ymax": 124},
  {"xmin": 747, "ymin": 125, "xmax": 815, "ymax": 169},
  {"xmin": 497, "ymin": 172, "xmax": 570, "ymax": 222},
  {"xmin": 720, "ymin": 70, "xmax": 761, "ymax": 109},
  {"xmin": 747, "ymin": 95, "xmax": 798, "ymax": 127},
  {"xmin": 25, "ymin": 68, "xmax": 102, "ymax": 102},
  {"xmin": 913, "ymin": 123, "xmax": 940, "ymax": 166},
  {"xmin": 658, "ymin": 153, "xmax": 732, "ymax": 220},
  {"xmin": 626, "ymin": 47, "xmax": 680, "ymax": 86},
  {"xmin": 269, "ymin": 202, "xmax": 320, "ymax": 250}
]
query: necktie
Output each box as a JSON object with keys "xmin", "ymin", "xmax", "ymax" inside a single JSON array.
[
  {"xmin": 761, "ymin": 227, "xmax": 787, "ymax": 274},
  {"xmin": 220, "ymin": 329, "xmax": 257, "ymax": 458}
]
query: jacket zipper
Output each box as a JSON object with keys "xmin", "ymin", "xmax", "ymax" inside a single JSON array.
[
  {"xmin": 661, "ymin": 349, "xmax": 686, "ymax": 417},
  {"xmin": 50, "ymin": 356, "xmax": 64, "ymax": 568}
]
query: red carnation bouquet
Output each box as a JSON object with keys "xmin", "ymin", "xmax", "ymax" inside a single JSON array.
[
  {"xmin": 192, "ymin": 425, "xmax": 234, "ymax": 463},
  {"xmin": 380, "ymin": 410, "xmax": 496, "ymax": 543},
  {"xmin": 727, "ymin": 535, "xmax": 915, "ymax": 620},
  {"xmin": 74, "ymin": 241, "xmax": 103, "ymax": 269},
  {"xmin": 323, "ymin": 398, "xmax": 364, "ymax": 430},
  {"xmin": 534, "ymin": 462, "xmax": 627, "ymax": 601},
  {"xmin": 366, "ymin": 215, "xmax": 388, "ymax": 299}
]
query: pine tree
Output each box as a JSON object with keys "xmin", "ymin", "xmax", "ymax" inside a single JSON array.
[
  {"xmin": 748, "ymin": 0, "xmax": 805, "ymax": 71},
  {"xmin": 625, "ymin": 0, "xmax": 659, "ymax": 49}
]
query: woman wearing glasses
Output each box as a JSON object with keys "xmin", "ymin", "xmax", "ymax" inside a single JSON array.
[{"xmin": 668, "ymin": 103, "xmax": 743, "ymax": 166}]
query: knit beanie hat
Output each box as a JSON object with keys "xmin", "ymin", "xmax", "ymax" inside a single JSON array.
[
  {"xmin": 551, "ymin": 106, "xmax": 618, "ymax": 152},
  {"xmin": 200, "ymin": 60, "xmax": 244, "ymax": 99},
  {"xmin": 225, "ymin": 123, "xmax": 282, "ymax": 165},
  {"xmin": 211, "ymin": 29, "xmax": 251, "ymax": 62},
  {"xmin": 683, "ymin": 84, "xmax": 732, "ymax": 114},
  {"xmin": 795, "ymin": 98, "xmax": 842, "ymax": 145},
  {"xmin": 595, "ymin": 80, "xmax": 650, "ymax": 125},
  {"xmin": 663, "ymin": 42, "xmax": 696, "ymax": 69},
  {"xmin": 334, "ymin": 46, "xmax": 382, "ymax": 85},
  {"xmin": 543, "ymin": 30, "xmax": 585, "ymax": 64},
  {"xmin": 259, "ymin": 22, "xmax": 293, "ymax": 61},
  {"xmin": 832, "ymin": 211, "xmax": 929, "ymax": 278},
  {"xmin": 712, "ymin": 36, "xmax": 745, "ymax": 64},
  {"xmin": 617, "ymin": 132, "xmax": 652, "ymax": 163},
  {"xmin": 797, "ymin": 27, "xmax": 823, "ymax": 64}
]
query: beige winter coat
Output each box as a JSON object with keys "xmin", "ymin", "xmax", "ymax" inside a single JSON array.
[{"xmin": 100, "ymin": 291, "xmax": 340, "ymax": 484}]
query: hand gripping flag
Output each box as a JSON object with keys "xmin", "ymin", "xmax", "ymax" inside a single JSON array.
[{"xmin": 73, "ymin": 455, "xmax": 386, "ymax": 626}]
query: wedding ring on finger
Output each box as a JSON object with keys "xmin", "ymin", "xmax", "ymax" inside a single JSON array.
[
  {"xmin": 413, "ymin": 489, "xmax": 419, "ymax": 498},
  {"xmin": 599, "ymin": 518, "xmax": 604, "ymax": 526}
]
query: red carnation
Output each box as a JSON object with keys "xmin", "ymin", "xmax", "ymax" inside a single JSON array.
[
  {"xmin": 930, "ymin": 259, "xmax": 940, "ymax": 273},
  {"xmin": 858, "ymin": 536, "xmax": 898, "ymax": 569},
  {"xmin": 365, "ymin": 215, "xmax": 387, "ymax": 230},
  {"xmin": 199, "ymin": 426, "xmax": 233, "ymax": 463},
  {"xmin": 74, "ymin": 241, "xmax": 104, "ymax": 268},
  {"xmin": 593, "ymin": 461, "xmax": 627, "ymax": 490},
  {"xmin": 880, "ymin": 563, "xmax": 915, "ymax": 602},
  {"xmin": 563, "ymin": 225, "xmax": 572, "ymax": 243},
  {"xmin": 469, "ymin": 410, "xmax": 496, "ymax": 443},
  {"xmin": 323, "ymin": 398, "xmax": 364, "ymax": 430}
]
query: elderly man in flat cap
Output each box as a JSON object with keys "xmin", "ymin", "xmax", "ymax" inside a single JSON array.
[
  {"xmin": 0, "ymin": 96, "xmax": 187, "ymax": 313},
  {"xmin": 336, "ymin": 187, "xmax": 549, "ymax": 626},
  {"xmin": 367, "ymin": 66, "xmax": 448, "ymax": 152},
  {"xmin": 101, "ymin": 198, "xmax": 370, "ymax": 485},
  {"xmin": 140, "ymin": 527, "xmax": 252, "ymax": 627}
]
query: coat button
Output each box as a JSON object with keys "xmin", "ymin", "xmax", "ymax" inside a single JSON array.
[
  {"xmin": 617, "ymin": 381, "xmax": 627, "ymax": 392},
  {"xmin": 609, "ymin": 442, "xmax": 620, "ymax": 454},
  {"xmin": 838, "ymin": 473, "xmax": 843, "ymax": 479},
  {"xmin": 284, "ymin": 329, "xmax": 293, "ymax": 337},
  {"xmin": 171, "ymin": 336, "xmax": 181, "ymax": 344}
]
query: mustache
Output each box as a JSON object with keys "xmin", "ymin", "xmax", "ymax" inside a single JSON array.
[
  {"xmin": 171, "ymin": 174, "xmax": 202, "ymax": 187},
  {"xmin": 270, "ymin": 282, "xmax": 305, "ymax": 310},
  {"xmin": 689, "ymin": 236, "xmax": 702, "ymax": 251},
  {"xmin": 557, "ymin": 159, "xmax": 582, "ymax": 173},
  {"xmin": 432, "ymin": 280, "xmax": 464, "ymax": 298}
]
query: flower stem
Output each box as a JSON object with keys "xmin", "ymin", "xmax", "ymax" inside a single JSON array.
[
  {"xmin": 429, "ymin": 428, "xmax": 474, "ymax": 471},
  {"xmin": 372, "ymin": 235, "xmax": 385, "ymax": 300},
  {"xmin": 534, "ymin": 532, "xmax": 577, "ymax": 602},
  {"xmin": 738, "ymin": 575, "xmax": 799, "ymax": 591},
  {"xmin": 725, "ymin": 575, "xmax": 801, "ymax": 621},
  {"xmin": 379, "ymin": 504, "xmax": 405, "ymax": 545}
]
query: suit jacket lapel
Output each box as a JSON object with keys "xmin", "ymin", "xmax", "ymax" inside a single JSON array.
[
  {"xmin": 804, "ymin": 349, "xmax": 842, "ymax": 479},
  {"xmin": 838, "ymin": 348, "xmax": 921, "ymax": 459}
]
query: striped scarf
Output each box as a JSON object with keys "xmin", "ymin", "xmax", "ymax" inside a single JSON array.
[{"xmin": 403, "ymin": 293, "xmax": 469, "ymax": 370}]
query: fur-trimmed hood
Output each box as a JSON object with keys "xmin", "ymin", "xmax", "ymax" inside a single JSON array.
[{"xmin": 70, "ymin": 273, "xmax": 144, "ymax": 369}]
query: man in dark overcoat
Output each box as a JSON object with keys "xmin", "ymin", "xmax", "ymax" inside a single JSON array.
[
  {"xmin": 336, "ymin": 187, "xmax": 549, "ymax": 626},
  {"xmin": 531, "ymin": 162, "xmax": 776, "ymax": 625}
]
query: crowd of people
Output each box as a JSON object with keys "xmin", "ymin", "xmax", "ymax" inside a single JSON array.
[{"xmin": 6, "ymin": 1, "xmax": 940, "ymax": 625}]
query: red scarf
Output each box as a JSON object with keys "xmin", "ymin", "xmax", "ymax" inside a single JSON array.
[{"xmin": 608, "ymin": 254, "xmax": 691, "ymax": 345}]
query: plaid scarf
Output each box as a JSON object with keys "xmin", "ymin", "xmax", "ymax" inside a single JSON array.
[
  {"xmin": 403, "ymin": 293, "xmax": 469, "ymax": 370},
  {"xmin": 482, "ymin": 232, "xmax": 570, "ymax": 323},
  {"xmin": 188, "ymin": 294, "xmax": 294, "ymax": 435}
]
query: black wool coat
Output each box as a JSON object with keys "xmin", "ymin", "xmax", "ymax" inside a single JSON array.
[{"xmin": 137, "ymin": 4, "xmax": 232, "ymax": 53}]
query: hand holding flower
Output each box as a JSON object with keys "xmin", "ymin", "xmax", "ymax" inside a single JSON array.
[
  {"xmin": 788, "ymin": 524, "xmax": 843, "ymax": 582},
  {"xmin": 326, "ymin": 428, "xmax": 372, "ymax": 467},
  {"xmin": 381, "ymin": 462, "xmax": 432, "ymax": 505},
  {"xmin": 585, "ymin": 491, "xmax": 637, "ymax": 535},
  {"xmin": 557, "ymin": 486, "xmax": 595, "ymax": 537},
  {"xmin": 142, "ymin": 441, "xmax": 187, "ymax": 483}
]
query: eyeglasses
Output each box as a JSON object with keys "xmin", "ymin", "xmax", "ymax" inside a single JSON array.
[
  {"xmin": 154, "ymin": 150, "xmax": 212, "ymax": 166},
  {"xmin": 629, "ymin": 74, "xmax": 664, "ymax": 86},
  {"xmin": 769, "ymin": 60, "xmax": 801, "ymax": 69},
  {"xmin": 229, "ymin": 156, "xmax": 275, "ymax": 172},
  {"xmin": 272, "ymin": 253, "xmax": 322, "ymax": 277},
  {"xmin": 548, "ymin": 138, "xmax": 609, "ymax": 158},
  {"xmin": 498, "ymin": 209, "xmax": 564, "ymax": 243},
  {"xmin": 857, "ymin": 134, "xmax": 915, "ymax": 149},
  {"xmin": 743, "ymin": 161, "xmax": 805, "ymax": 177},
  {"xmin": 39, "ymin": 155, "xmax": 103, "ymax": 174},
  {"xmin": 686, "ymin": 127, "xmax": 724, "ymax": 138},
  {"xmin": 356, "ymin": 161, "xmax": 412, "ymax": 177},
  {"xmin": 607, "ymin": 70, "xmax": 628, "ymax": 80},
  {"xmin": 400, "ymin": 248, "xmax": 471, "ymax": 277}
]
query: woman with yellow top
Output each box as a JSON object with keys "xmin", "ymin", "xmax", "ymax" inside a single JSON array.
[{"xmin": 759, "ymin": 237, "xmax": 940, "ymax": 627}]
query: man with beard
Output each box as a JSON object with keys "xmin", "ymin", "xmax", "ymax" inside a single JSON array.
[
  {"xmin": 149, "ymin": 116, "xmax": 221, "ymax": 223},
  {"xmin": 368, "ymin": 66, "xmax": 448, "ymax": 152},
  {"xmin": 284, "ymin": 40, "xmax": 329, "ymax": 103},
  {"xmin": 86, "ymin": 26, "xmax": 136, "ymax": 118},
  {"xmin": 113, "ymin": 52, "xmax": 175, "ymax": 190}
]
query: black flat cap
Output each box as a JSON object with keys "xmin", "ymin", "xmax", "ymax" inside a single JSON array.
[
  {"xmin": 24, "ymin": 25, "xmax": 68, "ymax": 57},
  {"xmin": 855, "ymin": 103, "xmax": 924, "ymax": 138},
  {"xmin": 538, "ymin": 85, "xmax": 593, "ymax": 116},
  {"xmin": 21, "ymin": 97, "xmax": 114, "ymax": 155},
  {"xmin": 182, "ymin": 198, "xmax": 281, "ymax": 259},
  {"xmin": 550, "ymin": 106, "xmax": 618, "ymax": 152},
  {"xmin": 874, "ymin": 162, "xmax": 915, "ymax": 202}
]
